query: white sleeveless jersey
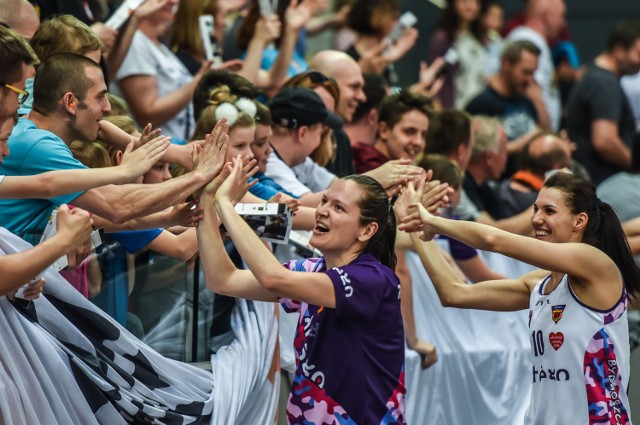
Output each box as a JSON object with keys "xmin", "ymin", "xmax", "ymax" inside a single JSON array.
[{"xmin": 524, "ymin": 274, "xmax": 632, "ymax": 425}]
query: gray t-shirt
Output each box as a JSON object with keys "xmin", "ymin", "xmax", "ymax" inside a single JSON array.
[{"xmin": 111, "ymin": 31, "xmax": 194, "ymax": 141}]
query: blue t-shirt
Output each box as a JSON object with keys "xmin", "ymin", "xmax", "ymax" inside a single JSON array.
[
  {"xmin": 0, "ymin": 118, "xmax": 86, "ymax": 244},
  {"xmin": 280, "ymin": 253, "xmax": 406, "ymax": 424},
  {"xmin": 253, "ymin": 172, "xmax": 298, "ymax": 199},
  {"xmin": 111, "ymin": 228, "xmax": 163, "ymax": 253},
  {"xmin": 17, "ymin": 77, "xmax": 34, "ymax": 116},
  {"xmin": 241, "ymin": 46, "xmax": 308, "ymax": 79}
]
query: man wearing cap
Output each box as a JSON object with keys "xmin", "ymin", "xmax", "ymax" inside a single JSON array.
[{"xmin": 265, "ymin": 87, "xmax": 343, "ymax": 207}]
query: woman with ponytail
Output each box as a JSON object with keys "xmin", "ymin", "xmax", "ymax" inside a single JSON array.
[
  {"xmin": 196, "ymin": 125, "xmax": 407, "ymax": 424},
  {"xmin": 399, "ymin": 171, "xmax": 639, "ymax": 425}
]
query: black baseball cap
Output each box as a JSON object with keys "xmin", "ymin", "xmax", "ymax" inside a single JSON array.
[{"xmin": 269, "ymin": 87, "xmax": 343, "ymax": 130}]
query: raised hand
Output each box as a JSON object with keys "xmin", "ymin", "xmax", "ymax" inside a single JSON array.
[
  {"xmin": 268, "ymin": 192, "xmax": 300, "ymax": 214},
  {"xmin": 216, "ymin": 157, "xmax": 258, "ymax": 205},
  {"xmin": 168, "ymin": 201, "xmax": 204, "ymax": 227},
  {"xmin": 137, "ymin": 123, "xmax": 162, "ymax": 147},
  {"xmin": 194, "ymin": 119, "xmax": 230, "ymax": 182},
  {"xmin": 422, "ymin": 180, "xmax": 451, "ymax": 214},
  {"xmin": 395, "ymin": 177, "xmax": 425, "ymax": 221},
  {"xmin": 134, "ymin": 0, "xmax": 172, "ymax": 20},
  {"xmin": 398, "ymin": 201, "xmax": 436, "ymax": 241},
  {"xmin": 254, "ymin": 15, "xmax": 282, "ymax": 44},
  {"xmin": 366, "ymin": 159, "xmax": 425, "ymax": 189},
  {"xmin": 384, "ymin": 27, "xmax": 418, "ymax": 63},
  {"xmin": 285, "ymin": 0, "xmax": 313, "ymax": 32},
  {"xmin": 358, "ymin": 40, "xmax": 390, "ymax": 74},
  {"xmin": 411, "ymin": 58, "xmax": 446, "ymax": 96},
  {"xmin": 120, "ymin": 135, "xmax": 171, "ymax": 179}
]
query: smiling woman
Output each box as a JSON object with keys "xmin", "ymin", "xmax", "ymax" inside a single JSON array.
[
  {"xmin": 398, "ymin": 171, "xmax": 640, "ymax": 425},
  {"xmin": 196, "ymin": 150, "xmax": 407, "ymax": 424}
]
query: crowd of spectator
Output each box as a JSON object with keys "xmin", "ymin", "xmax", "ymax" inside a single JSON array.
[{"xmin": 1, "ymin": 0, "xmax": 640, "ymax": 423}]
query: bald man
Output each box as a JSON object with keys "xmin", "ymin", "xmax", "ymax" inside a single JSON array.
[
  {"xmin": 506, "ymin": 0, "xmax": 565, "ymax": 132},
  {"xmin": 497, "ymin": 132, "xmax": 572, "ymax": 218},
  {"xmin": 309, "ymin": 50, "xmax": 366, "ymax": 124},
  {"xmin": 0, "ymin": 0, "xmax": 40, "ymax": 41},
  {"xmin": 308, "ymin": 50, "xmax": 367, "ymax": 175}
]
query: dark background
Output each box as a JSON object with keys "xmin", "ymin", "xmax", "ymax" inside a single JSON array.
[{"xmin": 395, "ymin": 0, "xmax": 640, "ymax": 87}]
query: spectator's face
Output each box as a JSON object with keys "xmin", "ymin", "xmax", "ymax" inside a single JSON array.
[
  {"xmin": 301, "ymin": 123, "xmax": 326, "ymax": 157},
  {"xmin": 71, "ymin": 66, "xmax": 111, "ymax": 142},
  {"xmin": 310, "ymin": 179, "xmax": 369, "ymax": 254},
  {"xmin": 544, "ymin": 0, "xmax": 566, "ymax": 39},
  {"xmin": 143, "ymin": 161, "xmax": 172, "ymax": 184},
  {"xmin": 504, "ymin": 50, "xmax": 538, "ymax": 94},
  {"xmin": 226, "ymin": 125, "xmax": 255, "ymax": 162},
  {"xmin": 0, "ymin": 118, "xmax": 14, "ymax": 162},
  {"xmin": 332, "ymin": 62, "xmax": 366, "ymax": 122},
  {"xmin": 252, "ymin": 124, "xmax": 273, "ymax": 174},
  {"xmin": 482, "ymin": 4, "xmax": 504, "ymax": 33},
  {"xmin": 455, "ymin": 0, "xmax": 481, "ymax": 25},
  {"xmin": 618, "ymin": 39, "xmax": 640, "ymax": 76},
  {"xmin": 0, "ymin": 62, "xmax": 28, "ymax": 124},
  {"xmin": 378, "ymin": 109, "xmax": 428, "ymax": 161}
]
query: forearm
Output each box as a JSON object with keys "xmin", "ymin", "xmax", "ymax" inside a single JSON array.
[
  {"xmin": 238, "ymin": 38, "xmax": 268, "ymax": 85},
  {"xmin": 298, "ymin": 190, "xmax": 325, "ymax": 207},
  {"xmin": 0, "ymin": 234, "xmax": 72, "ymax": 295},
  {"xmin": 593, "ymin": 137, "xmax": 632, "ymax": 170},
  {"xmin": 410, "ymin": 233, "xmax": 467, "ymax": 307},
  {"xmin": 78, "ymin": 173, "xmax": 205, "ymax": 224},
  {"xmin": 129, "ymin": 80, "xmax": 198, "ymax": 128},
  {"xmin": 196, "ymin": 197, "xmax": 241, "ymax": 292},
  {"xmin": 105, "ymin": 15, "xmax": 141, "ymax": 80},
  {"xmin": 146, "ymin": 228, "xmax": 198, "ymax": 261},
  {"xmin": 429, "ymin": 215, "xmax": 507, "ymax": 253},
  {"xmin": 118, "ymin": 173, "xmax": 204, "ymax": 219},
  {"xmin": 1, "ymin": 166, "xmax": 132, "ymax": 199},
  {"xmin": 397, "ymin": 250, "xmax": 418, "ymax": 347},
  {"xmin": 98, "ymin": 120, "xmax": 137, "ymax": 150},
  {"xmin": 216, "ymin": 199, "xmax": 287, "ymax": 286},
  {"xmin": 94, "ymin": 208, "xmax": 178, "ymax": 232},
  {"xmin": 531, "ymin": 97, "xmax": 551, "ymax": 131},
  {"xmin": 267, "ymin": 28, "xmax": 297, "ymax": 91},
  {"xmin": 489, "ymin": 205, "xmax": 535, "ymax": 236}
]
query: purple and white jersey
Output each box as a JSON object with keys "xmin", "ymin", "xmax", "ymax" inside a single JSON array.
[
  {"xmin": 280, "ymin": 253, "xmax": 406, "ymax": 424},
  {"xmin": 525, "ymin": 274, "xmax": 631, "ymax": 425}
]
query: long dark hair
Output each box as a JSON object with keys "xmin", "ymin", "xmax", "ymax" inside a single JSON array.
[
  {"xmin": 435, "ymin": 0, "xmax": 488, "ymax": 43},
  {"xmin": 343, "ymin": 174, "xmax": 397, "ymax": 270},
  {"xmin": 544, "ymin": 172, "xmax": 640, "ymax": 298}
]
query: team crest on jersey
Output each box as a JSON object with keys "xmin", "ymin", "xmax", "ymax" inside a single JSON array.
[{"xmin": 551, "ymin": 305, "xmax": 565, "ymax": 324}]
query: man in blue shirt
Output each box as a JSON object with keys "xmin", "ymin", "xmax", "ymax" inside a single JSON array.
[{"xmin": 0, "ymin": 53, "xmax": 226, "ymax": 245}]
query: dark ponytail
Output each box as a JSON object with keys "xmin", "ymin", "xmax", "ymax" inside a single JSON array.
[
  {"xmin": 544, "ymin": 173, "xmax": 640, "ymax": 298},
  {"xmin": 343, "ymin": 174, "xmax": 397, "ymax": 270}
]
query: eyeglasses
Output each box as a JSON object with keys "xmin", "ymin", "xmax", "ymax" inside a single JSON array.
[{"xmin": 2, "ymin": 83, "xmax": 29, "ymax": 105}]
